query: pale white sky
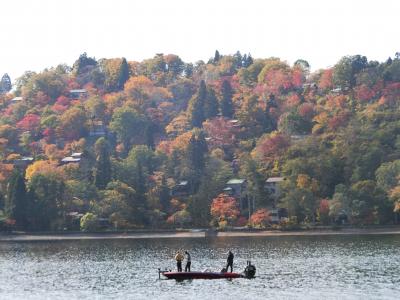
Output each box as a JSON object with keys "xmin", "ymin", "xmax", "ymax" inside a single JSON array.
[{"xmin": 1, "ymin": 0, "xmax": 399, "ymax": 81}]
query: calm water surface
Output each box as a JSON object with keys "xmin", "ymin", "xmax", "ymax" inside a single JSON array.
[{"xmin": 0, "ymin": 235, "xmax": 400, "ymax": 299}]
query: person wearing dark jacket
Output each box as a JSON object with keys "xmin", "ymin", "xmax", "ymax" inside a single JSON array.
[
  {"xmin": 184, "ymin": 251, "xmax": 191, "ymax": 272},
  {"xmin": 226, "ymin": 251, "xmax": 234, "ymax": 272}
]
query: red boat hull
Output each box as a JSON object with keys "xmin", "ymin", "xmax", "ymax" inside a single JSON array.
[{"xmin": 162, "ymin": 271, "xmax": 242, "ymax": 280}]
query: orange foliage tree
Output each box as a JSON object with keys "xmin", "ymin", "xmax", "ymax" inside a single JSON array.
[
  {"xmin": 250, "ymin": 208, "xmax": 271, "ymax": 227},
  {"xmin": 210, "ymin": 194, "xmax": 240, "ymax": 225}
]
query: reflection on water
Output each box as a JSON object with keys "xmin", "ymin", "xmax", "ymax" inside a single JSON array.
[{"xmin": 0, "ymin": 235, "xmax": 400, "ymax": 299}]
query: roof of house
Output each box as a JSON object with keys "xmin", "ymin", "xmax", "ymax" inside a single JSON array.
[
  {"xmin": 69, "ymin": 89, "xmax": 87, "ymax": 93},
  {"xmin": 20, "ymin": 157, "xmax": 34, "ymax": 161},
  {"xmin": 266, "ymin": 177, "xmax": 285, "ymax": 183},
  {"xmin": 71, "ymin": 152, "xmax": 82, "ymax": 158},
  {"xmin": 227, "ymin": 179, "xmax": 246, "ymax": 185},
  {"xmin": 11, "ymin": 96, "xmax": 23, "ymax": 101},
  {"xmin": 61, "ymin": 157, "xmax": 81, "ymax": 163},
  {"xmin": 331, "ymin": 88, "xmax": 342, "ymax": 93},
  {"xmin": 177, "ymin": 180, "xmax": 188, "ymax": 186}
]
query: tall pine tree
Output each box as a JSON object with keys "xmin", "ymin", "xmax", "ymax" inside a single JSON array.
[
  {"xmin": 214, "ymin": 50, "xmax": 221, "ymax": 64},
  {"xmin": 5, "ymin": 171, "xmax": 28, "ymax": 228},
  {"xmin": 0, "ymin": 73, "xmax": 12, "ymax": 93},
  {"xmin": 204, "ymin": 87, "xmax": 219, "ymax": 119},
  {"xmin": 94, "ymin": 137, "xmax": 112, "ymax": 189},
  {"xmin": 144, "ymin": 123, "xmax": 155, "ymax": 150},
  {"xmin": 117, "ymin": 57, "xmax": 130, "ymax": 90},
  {"xmin": 186, "ymin": 130, "xmax": 208, "ymax": 192},
  {"xmin": 221, "ymin": 80, "xmax": 234, "ymax": 118},
  {"xmin": 188, "ymin": 80, "xmax": 207, "ymax": 127},
  {"xmin": 134, "ymin": 160, "xmax": 147, "ymax": 205}
]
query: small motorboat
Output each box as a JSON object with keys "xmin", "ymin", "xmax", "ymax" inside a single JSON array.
[
  {"xmin": 161, "ymin": 270, "xmax": 243, "ymax": 280},
  {"xmin": 159, "ymin": 261, "xmax": 256, "ymax": 280}
]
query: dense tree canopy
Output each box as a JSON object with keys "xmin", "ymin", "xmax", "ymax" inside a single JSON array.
[{"xmin": 1, "ymin": 50, "xmax": 400, "ymax": 231}]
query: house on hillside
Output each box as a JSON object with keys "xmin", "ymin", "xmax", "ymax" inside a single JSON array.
[
  {"xmin": 89, "ymin": 120, "xmax": 106, "ymax": 137},
  {"xmin": 229, "ymin": 119, "xmax": 240, "ymax": 128},
  {"xmin": 223, "ymin": 178, "xmax": 250, "ymax": 211},
  {"xmin": 171, "ymin": 180, "xmax": 190, "ymax": 197},
  {"xmin": 225, "ymin": 178, "xmax": 246, "ymax": 198},
  {"xmin": 265, "ymin": 177, "xmax": 287, "ymax": 223},
  {"xmin": 10, "ymin": 96, "xmax": 23, "ymax": 105},
  {"xmin": 69, "ymin": 89, "xmax": 87, "ymax": 99},
  {"xmin": 265, "ymin": 177, "xmax": 285, "ymax": 200},
  {"xmin": 12, "ymin": 156, "xmax": 34, "ymax": 169}
]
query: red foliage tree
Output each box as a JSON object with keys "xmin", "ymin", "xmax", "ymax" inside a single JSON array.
[
  {"xmin": 382, "ymin": 82, "xmax": 400, "ymax": 105},
  {"xmin": 286, "ymin": 93, "xmax": 301, "ymax": 108},
  {"xmin": 292, "ymin": 68, "xmax": 304, "ymax": 88},
  {"xmin": 355, "ymin": 84, "xmax": 376, "ymax": 102},
  {"xmin": 258, "ymin": 69, "xmax": 293, "ymax": 95},
  {"xmin": 253, "ymin": 132, "xmax": 290, "ymax": 162},
  {"xmin": 55, "ymin": 95, "xmax": 70, "ymax": 106},
  {"xmin": 203, "ymin": 117, "xmax": 238, "ymax": 150},
  {"xmin": 52, "ymin": 103, "xmax": 68, "ymax": 113},
  {"xmin": 318, "ymin": 69, "xmax": 333, "ymax": 90},
  {"xmin": 319, "ymin": 199, "xmax": 330, "ymax": 225},
  {"xmin": 328, "ymin": 112, "xmax": 350, "ymax": 131},
  {"xmin": 16, "ymin": 114, "xmax": 40, "ymax": 132},
  {"xmin": 298, "ymin": 103, "xmax": 315, "ymax": 119}
]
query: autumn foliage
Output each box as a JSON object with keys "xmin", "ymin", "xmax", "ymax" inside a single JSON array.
[
  {"xmin": 250, "ymin": 209, "xmax": 271, "ymax": 228},
  {"xmin": 1, "ymin": 51, "xmax": 400, "ymax": 230},
  {"xmin": 210, "ymin": 194, "xmax": 240, "ymax": 224}
]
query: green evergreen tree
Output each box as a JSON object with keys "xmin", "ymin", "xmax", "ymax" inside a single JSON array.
[
  {"xmin": 242, "ymin": 53, "xmax": 253, "ymax": 68},
  {"xmin": 117, "ymin": 57, "xmax": 130, "ymax": 90},
  {"xmin": 94, "ymin": 138, "xmax": 112, "ymax": 189},
  {"xmin": 188, "ymin": 80, "xmax": 207, "ymax": 127},
  {"xmin": 5, "ymin": 171, "xmax": 28, "ymax": 228},
  {"xmin": 134, "ymin": 160, "xmax": 147, "ymax": 205},
  {"xmin": 214, "ymin": 50, "xmax": 221, "ymax": 64},
  {"xmin": 144, "ymin": 123, "xmax": 155, "ymax": 150},
  {"xmin": 72, "ymin": 52, "xmax": 97, "ymax": 75},
  {"xmin": 186, "ymin": 131, "xmax": 208, "ymax": 192},
  {"xmin": 221, "ymin": 80, "xmax": 234, "ymax": 118},
  {"xmin": 159, "ymin": 175, "xmax": 170, "ymax": 211},
  {"xmin": 184, "ymin": 63, "xmax": 194, "ymax": 78},
  {"xmin": 264, "ymin": 108, "xmax": 277, "ymax": 133},
  {"xmin": 233, "ymin": 51, "xmax": 243, "ymax": 69},
  {"xmin": 29, "ymin": 174, "xmax": 65, "ymax": 231},
  {"xmin": 204, "ymin": 87, "xmax": 219, "ymax": 119},
  {"xmin": 0, "ymin": 73, "xmax": 12, "ymax": 93}
]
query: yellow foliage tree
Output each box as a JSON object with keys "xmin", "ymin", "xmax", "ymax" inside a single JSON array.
[{"xmin": 25, "ymin": 160, "xmax": 65, "ymax": 181}]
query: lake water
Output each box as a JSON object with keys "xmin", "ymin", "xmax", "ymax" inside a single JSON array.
[{"xmin": 0, "ymin": 235, "xmax": 400, "ymax": 299}]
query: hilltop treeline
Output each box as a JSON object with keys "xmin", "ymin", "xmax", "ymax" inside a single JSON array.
[{"xmin": 1, "ymin": 50, "xmax": 400, "ymax": 231}]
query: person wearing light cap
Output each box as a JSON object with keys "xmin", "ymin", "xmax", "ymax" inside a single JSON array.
[{"xmin": 174, "ymin": 251, "xmax": 184, "ymax": 272}]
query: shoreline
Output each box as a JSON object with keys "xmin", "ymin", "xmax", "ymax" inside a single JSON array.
[{"xmin": 2, "ymin": 227, "xmax": 400, "ymax": 241}]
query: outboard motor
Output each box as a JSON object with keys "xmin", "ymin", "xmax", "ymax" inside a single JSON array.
[{"xmin": 244, "ymin": 260, "xmax": 256, "ymax": 278}]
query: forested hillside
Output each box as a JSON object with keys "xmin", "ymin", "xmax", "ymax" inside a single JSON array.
[{"xmin": 1, "ymin": 51, "xmax": 400, "ymax": 231}]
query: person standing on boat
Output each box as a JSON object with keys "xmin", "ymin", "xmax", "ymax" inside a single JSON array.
[
  {"xmin": 175, "ymin": 251, "xmax": 184, "ymax": 272},
  {"xmin": 226, "ymin": 251, "xmax": 234, "ymax": 272},
  {"xmin": 184, "ymin": 251, "xmax": 191, "ymax": 272}
]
